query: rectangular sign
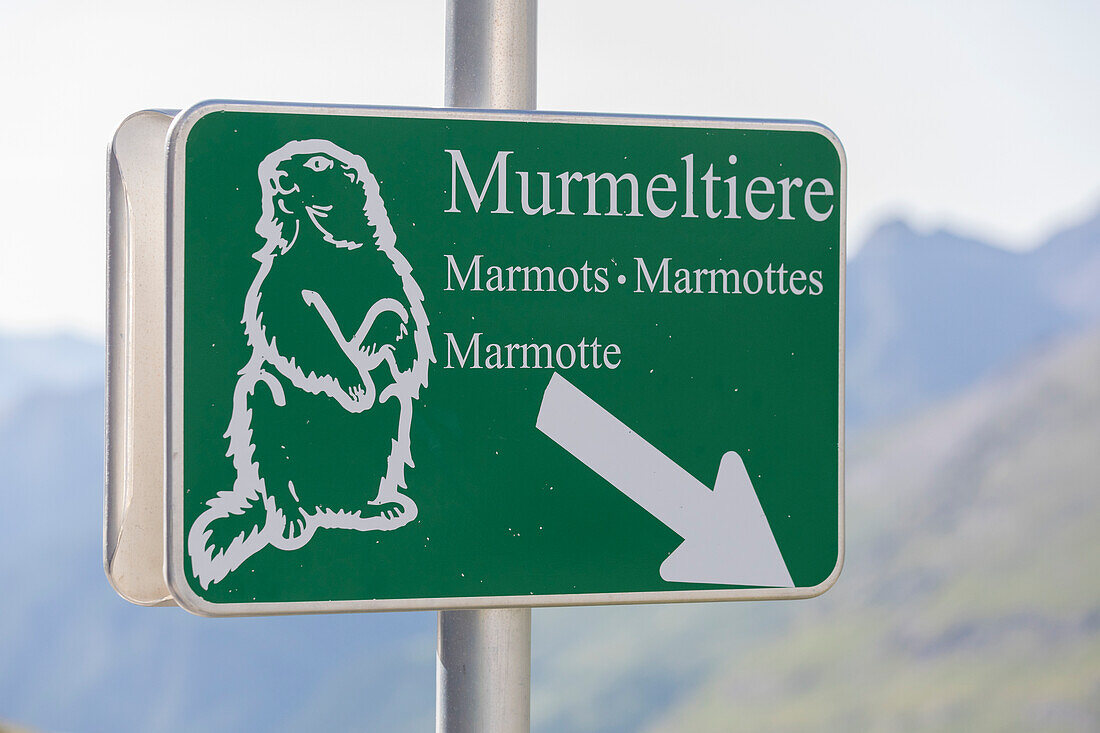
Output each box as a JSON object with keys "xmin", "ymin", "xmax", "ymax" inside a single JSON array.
[{"xmin": 165, "ymin": 101, "xmax": 845, "ymax": 615}]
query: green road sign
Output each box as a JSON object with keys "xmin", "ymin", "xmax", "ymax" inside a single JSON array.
[{"xmin": 164, "ymin": 101, "xmax": 845, "ymax": 615}]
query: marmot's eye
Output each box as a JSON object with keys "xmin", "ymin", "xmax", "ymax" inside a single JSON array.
[{"xmin": 304, "ymin": 155, "xmax": 334, "ymax": 172}]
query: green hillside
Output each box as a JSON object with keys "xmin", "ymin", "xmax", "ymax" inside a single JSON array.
[{"xmin": 533, "ymin": 330, "xmax": 1100, "ymax": 732}]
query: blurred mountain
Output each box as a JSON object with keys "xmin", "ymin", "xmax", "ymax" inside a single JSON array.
[
  {"xmin": 0, "ymin": 334, "xmax": 102, "ymax": 418},
  {"xmin": 0, "ymin": 208, "xmax": 1097, "ymax": 730},
  {"xmin": 846, "ymin": 207, "xmax": 1100, "ymax": 429},
  {"xmin": 0, "ymin": 348, "xmax": 437, "ymax": 731},
  {"xmin": 533, "ymin": 327, "xmax": 1100, "ymax": 732},
  {"xmin": 1029, "ymin": 210, "xmax": 1100, "ymax": 319}
]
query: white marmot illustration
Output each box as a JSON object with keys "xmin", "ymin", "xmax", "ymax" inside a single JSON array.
[{"xmin": 188, "ymin": 139, "xmax": 434, "ymax": 589}]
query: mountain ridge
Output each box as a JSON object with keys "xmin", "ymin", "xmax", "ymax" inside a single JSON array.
[
  {"xmin": 846, "ymin": 205, "xmax": 1100, "ymax": 429},
  {"xmin": 0, "ymin": 204, "xmax": 1097, "ymax": 730},
  {"xmin": 533, "ymin": 326, "xmax": 1100, "ymax": 732}
]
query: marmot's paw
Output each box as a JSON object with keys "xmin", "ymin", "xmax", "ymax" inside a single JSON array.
[
  {"xmin": 347, "ymin": 383, "xmax": 371, "ymax": 403},
  {"xmin": 370, "ymin": 501, "xmax": 405, "ymax": 521},
  {"xmin": 268, "ymin": 506, "xmax": 316, "ymax": 551},
  {"xmin": 282, "ymin": 509, "xmax": 309, "ymax": 541}
]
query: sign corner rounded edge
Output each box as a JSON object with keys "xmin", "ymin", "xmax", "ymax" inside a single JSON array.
[
  {"xmin": 164, "ymin": 548, "xmax": 224, "ymax": 617},
  {"xmin": 800, "ymin": 120, "xmax": 847, "ymax": 172},
  {"xmin": 166, "ymin": 100, "xmax": 240, "ymax": 161},
  {"xmin": 803, "ymin": 538, "xmax": 845, "ymax": 600}
]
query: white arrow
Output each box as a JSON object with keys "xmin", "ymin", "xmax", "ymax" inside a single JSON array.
[{"xmin": 535, "ymin": 373, "xmax": 793, "ymax": 588}]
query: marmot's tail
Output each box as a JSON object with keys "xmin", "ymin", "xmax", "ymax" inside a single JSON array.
[
  {"xmin": 188, "ymin": 363, "xmax": 285, "ymax": 587},
  {"xmin": 188, "ymin": 487, "xmax": 270, "ymax": 589}
]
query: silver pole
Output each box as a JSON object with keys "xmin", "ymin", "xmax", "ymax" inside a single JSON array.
[
  {"xmin": 445, "ymin": 0, "xmax": 537, "ymax": 109},
  {"xmin": 437, "ymin": 609, "xmax": 532, "ymax": 732},
  {"xmin": 438, "ymin": 2, "xmax": 535, "ymax": 732}
]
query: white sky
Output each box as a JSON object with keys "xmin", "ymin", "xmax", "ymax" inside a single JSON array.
[{"xmin": 1, "ymin": 0, "xmax": 1098, "ymax": 337}]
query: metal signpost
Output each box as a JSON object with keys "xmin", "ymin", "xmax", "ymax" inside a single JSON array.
[
  {"xmin": 440, "ymin": 2, "xmax": 536, "ymax": 730},
  {"xmin": 105, "ymin": 2, "xmax": 844, "ymax": 731}
]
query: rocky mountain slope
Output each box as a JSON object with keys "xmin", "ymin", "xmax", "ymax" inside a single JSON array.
[
  {"xmin": 0, "ymin": 208, "xmax": 1097, "ymax": 730},
  {"xmin": 846, "ymin": 208, "xmax": 1100, "ymax": 428},
  {"xmin": 533, "ymin": 327, "xmax": 1100, "ymax": 732}
]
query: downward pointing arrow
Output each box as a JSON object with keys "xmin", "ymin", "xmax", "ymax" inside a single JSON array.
[{"xmin": 536, "ymin": 373, "xmax": 793, "ymax": 588}]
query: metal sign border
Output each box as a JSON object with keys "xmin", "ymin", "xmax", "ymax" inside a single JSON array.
[
  {"xmin": 106, "ymin": 109, "xmax": 179, "ymax": 607},
  {"xmin": 165, "ymin": 99, "xmax": 846, "ymax": 617}
]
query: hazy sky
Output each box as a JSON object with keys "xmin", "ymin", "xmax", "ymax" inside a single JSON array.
[{"xmin": 1, "ymin": 0, "xmax": 1097, "ymax": 336}]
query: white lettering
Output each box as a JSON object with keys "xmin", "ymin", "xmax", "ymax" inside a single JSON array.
[{"xmin": 646, "ymin": 174, "xmax": 677, "ymax": 218}]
